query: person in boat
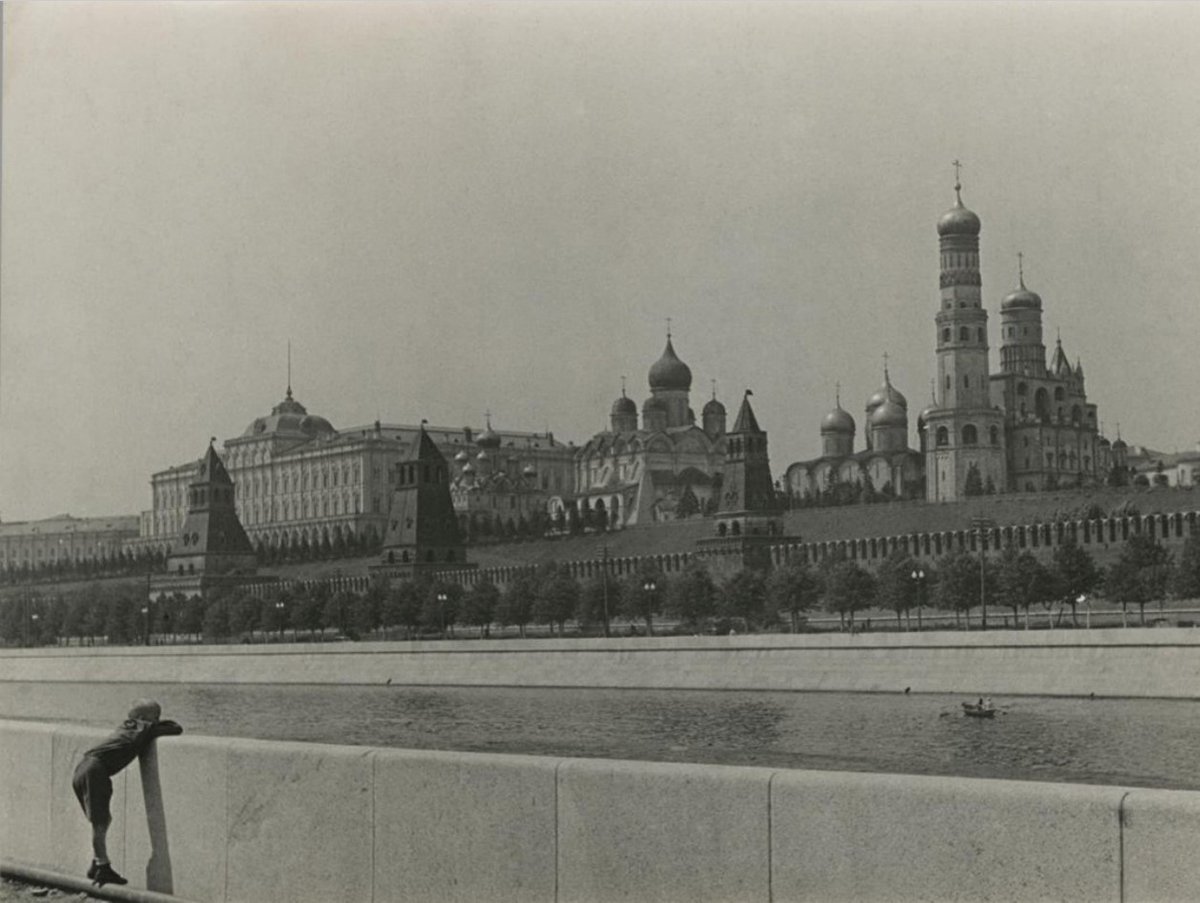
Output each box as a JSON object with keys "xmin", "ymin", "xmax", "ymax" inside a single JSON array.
[{"xmin": 984, "ymin": 697, "xmax": 994, "ymax": 710}]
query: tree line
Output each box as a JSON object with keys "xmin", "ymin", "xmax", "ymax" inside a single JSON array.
[{"xmin": 3, "ymin": 530, "xmax": 1199, "ymax": 647}]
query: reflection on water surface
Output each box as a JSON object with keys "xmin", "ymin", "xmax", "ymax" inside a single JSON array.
[{"xmin": 1, "ymin": 682, "xmax": 1195, "ymax": 790}]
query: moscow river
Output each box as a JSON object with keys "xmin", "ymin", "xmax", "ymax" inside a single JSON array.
[{"xmin": 1, "ymin": 681, "xmax": 1197, "ymax": 791}]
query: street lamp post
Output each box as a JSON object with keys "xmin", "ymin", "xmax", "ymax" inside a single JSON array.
[
  {"xmin": 971, "ymin": 517, "xmax": 996, "ymax": 631},
  {"xmin": 601, "ymin": 546, "xmax": 611, "ymax": 638},
  {"xmin": 275, "ymin": 600, "xmax": 286, "ymax": 641},
  {"xmin": 140, "ymin": 606, "xmax": 150, "ymax": 646},
  {"xmin": 641, "ymin": 577, "xmax": 656, "ymax": 637},
  {"xmin": 437, "ymin": 591, "xmax": 448, "ymax": 638},
  {"xmin": 910, "ymin": 569, "xmax": 925, "ymax": 632},
  {"xmin": 29, "ymin": 610, "xmax": 40, "ymax": 647},
  {"xmin": 1079, "ymin": 594, "xmax": 1089, "ymax": 630}
]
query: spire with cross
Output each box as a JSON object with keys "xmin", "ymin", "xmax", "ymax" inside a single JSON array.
[
  {"xmin": 1018, "ymin": 251, "xmax": 1025, "ymax": 289},
  {"xmin": 952, "ymin": 158, "xmax": 963, "ymax": 203}
]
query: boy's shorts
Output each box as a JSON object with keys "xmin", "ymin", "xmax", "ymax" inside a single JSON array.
[{"xmin": 72, "ymin": 756, "xmax": 113, "ymax": 826}]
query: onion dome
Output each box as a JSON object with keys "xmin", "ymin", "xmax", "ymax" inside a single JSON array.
[
  {"xmin": 475, "ymin": 449, "xmax": 490, "ymax": 462},
  {"xmin": 937, "ymin": 183, "xmax": 981, "ymax": 237},
  {"xmin": 866, "ymin": 370, "xmax": 907, "ymax": 413},
  {"xmin": 1112, "ymin": 437, "xmax": 1127, "ymax": 450},
  {"xmin": 703, "ymin": 396, "xmax": 726, "ymax": 418},
  {"xmin": 1098, "ymin": 436, "xmax": 1112, "ymax": 448},
  {"xmin": 821, "ymin": 404, "xmax": 855, "ymax": 435},
  {"xmin": 461, "ymin": 462, "xmax": 475, "ymax": 474},
  {"xmin": 476, "ymin": 414, "xmax": 501, "ymax": 449},
  {"xmin": 612, "ymin": 393, "xmax": 637, "ymax": 417},
  {"xmin": 522, "ymin": 464, "xmax": 537, "ymax": 477},
  {"xmin": 870, "ymin": 398, "xmax": 907, "ymax": 428},
  {"xmin": 1001, "ymin": 284, "xmax": 1042, "ymax": 310},
  {"xmin": 454, "ymin": 449, "xmax": 470, "ymax": 462},
  {"xmin": 648, "ymin": 337, "xmax": 692, "ymax": 391}
]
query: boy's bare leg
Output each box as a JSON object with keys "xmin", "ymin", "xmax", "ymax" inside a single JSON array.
[{"xmin": 92, "ymin": 821, "xmax": 110, "ymax": 864}]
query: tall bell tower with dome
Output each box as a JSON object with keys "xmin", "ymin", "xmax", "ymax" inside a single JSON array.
[{"xmin": 924, "ymin": 166, "xmax": 1007, "ymax": 500}]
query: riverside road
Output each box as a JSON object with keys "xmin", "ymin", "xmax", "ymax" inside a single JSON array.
[{"xmin": 1, "ymin": 680, "xmax": 1196, "ymax": 790}]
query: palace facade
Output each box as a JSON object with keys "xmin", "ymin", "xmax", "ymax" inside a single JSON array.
[{"xmin": 137, "ymin": 385, "xmax": 573, "ymax": 556}]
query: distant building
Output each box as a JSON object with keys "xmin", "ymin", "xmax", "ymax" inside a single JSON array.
[
  {"xmin": 0, "ymin": 514, "xmax": 139, "ymax": 577},
  {"xmin": 786, "ymin": 173, "xmax": 1112, "ymax": 504},
  {"xmin": 137, "ymin": 383, "xmax": 573, "ymax": 557},
  {"xmin": 568, "ymin": 335, "xmax": 727, "ymax": 529}
]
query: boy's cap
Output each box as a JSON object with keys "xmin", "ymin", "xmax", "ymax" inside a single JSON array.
[{"xmin": 127, "ymin": 699, "xmax": 162, "ymax": 722}]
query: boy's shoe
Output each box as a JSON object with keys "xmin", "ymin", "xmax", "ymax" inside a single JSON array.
[
  {"xmin": 86, "ymin": 862, "xmax": 98, "ymax": 880},
  {"xmin": 91, "ymin": 863, "xmax": 128, "ymax": 886}
]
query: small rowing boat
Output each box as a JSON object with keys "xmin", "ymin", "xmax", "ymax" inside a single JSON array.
[{"xmin": 962, "ymin": 702, "xmax": 996, "ymax": 718}]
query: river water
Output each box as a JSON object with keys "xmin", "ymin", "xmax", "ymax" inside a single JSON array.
[{"xmin": 1, "ymin": 681, "xmax": 1196, "ymax": 791}]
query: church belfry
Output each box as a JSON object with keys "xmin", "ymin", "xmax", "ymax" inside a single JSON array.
[{"xmin": 924, "ymin": 165, "xmax": 1006, "ymax": 501}]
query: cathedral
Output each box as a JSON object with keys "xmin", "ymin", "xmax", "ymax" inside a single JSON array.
[
  {"xmin": 566, "ymin": 335, "xmax": 728, "ymax": 528},
  {"xmin": 788, "ymin": 174, "xmax": 1110, "ymax": 503}
]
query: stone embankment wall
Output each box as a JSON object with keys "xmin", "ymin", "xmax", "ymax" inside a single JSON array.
[
  {"xmin": 4, "ymin": 629, "xmax": 1200, "ymax": 698},
  {"xmin": 3, "ymin": 719, "xmax": 1198, "ymax": 902}
]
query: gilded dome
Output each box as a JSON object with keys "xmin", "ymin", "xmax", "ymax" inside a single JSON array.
[
  {"xmin": 821, "ymin": 406, "xmax": 855, "ymax": 435},
  {"xmin": 454, "ymin": 450, "xmax": 470, "ymax": 462},
  {"xmin": 937, "ymin": 188, "xmax": 981, "ymax": 237},
  {"xmin": 648, "ymin": 338, "xmax": 692, "ymax": 391},
  {"xmin": 1002, "ymin": 284, "xmax": 1042, "ymax": 310},
  {"xmin": 866, "ymin": 377, "xmax": 907, "ymax": 413},
  {"xmin": 476, "ymin": 418, "xmax": 501, "ymax": 449},
  {"xmin": 870, "ymin": 398, "xmax": 908, "ymax": 429}
]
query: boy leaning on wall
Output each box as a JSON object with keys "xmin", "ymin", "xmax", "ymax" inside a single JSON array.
[{"xmin": 70, "ymin": 698, "xmax": 183, "ymax": 886}]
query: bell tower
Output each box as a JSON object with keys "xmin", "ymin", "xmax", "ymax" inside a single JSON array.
[{"xmin": 924, "ymin": 164, "xmax": 1006, "ymax": 501}]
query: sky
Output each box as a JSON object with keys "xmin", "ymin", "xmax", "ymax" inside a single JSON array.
[{"xmin": 2, "ymin": 1, "xmax": 1198, "ymax": 523}]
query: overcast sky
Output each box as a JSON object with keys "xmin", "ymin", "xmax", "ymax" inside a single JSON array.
[{"xmin": 2, "ymin": 1, "xmax": 1198, "ymax": 522}]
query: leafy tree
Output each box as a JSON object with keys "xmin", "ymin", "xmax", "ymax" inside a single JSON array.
[
  {"xmin": 385, "ymin": 580, "xmax": 424, "ymax": 639},
  {"xmin": 534, "ymin": 566, "xmax": 580, "ymax": 636},
  {"xmin": 676, "ymin": 485, "xmax": 700, "ymax": 519},
  {"xmin": 874, "ymin": 550, "xmax": 918, "ymax": 631},
  {"xmin": 462, "ymin": 581, "xmax": 500, "ymax": 638},
  {"xmin": 993, "ymin": 545, "xmax": 1054, "ymax": 629},
  {"xmin": 292, "ymin": 585, "xmax": 326, "ymax": 639},
  {"xmin": 202, "ymin": 596, "xmax": 229, "ymax": 642},
  {"xmin": 323, "ymin": 590, "xmax": 355, "ymax": 636},
  {"xmin": 720, "ymin": 569, "xmax": 770, "ymax": 631},
  {"xmin": 178, "ymin": 593, "xmax": 205, "ymax": 642},
  {"xmin": 226, "ymin": 590, "xmax": 258, "ymax": 640},
  {"xmin": 963, "ymin": 464, "xmax": 984, "ymax": 497},
  {"xmin": 621, "ymin": 565, "xmax": 666, "ymax": 636},
  {"xmin": 579, "ymin": 574, "xmax": 622, "ymax": 636},
  {"xmin": 259, "ymin": 588, "xmax": 289, "ymax": 639},
  {"xmin": 422, "ymin": 581, "xmax": 462, "ymax": 638},
  {"xmin": 1051, "ymin": 537, "xmax": 1101, "ymax": 626},
  {"xmin": 497, "ymin": 575, "xmax": 536, "ymax": 638},
  {"xmin": 1107, "ymin": 533, "xmax": 1173, "ymax": 626},
  {"xmin": 103, "ymin": 589, "xmax": 139, "ymax": 645},
  {"xmin": 352, "ymin": 586, "xmax": 385, "ymax": 639},
  {"xmin": 934, "ymin": 549, "xmax": 979, "ymax": 628},
  {"xmin": 822, "ymin": 560, "xmax": 875, "ymax": 630},
  {"xmin": 665, "ymin": 564, "xmax": 716, "ymax": 630},
  {"xmin": 1170, "ymin": 529, "xmax": 1200, "ymax": 601},
  {"xmin": 765, "ymin": 560, "xmax": 821, "ymax": 632}
]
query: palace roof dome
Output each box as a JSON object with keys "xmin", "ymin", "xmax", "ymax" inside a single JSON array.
[{"xmin": 648, "ymin": 338, "xmax": 692, "ymax": 391}]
